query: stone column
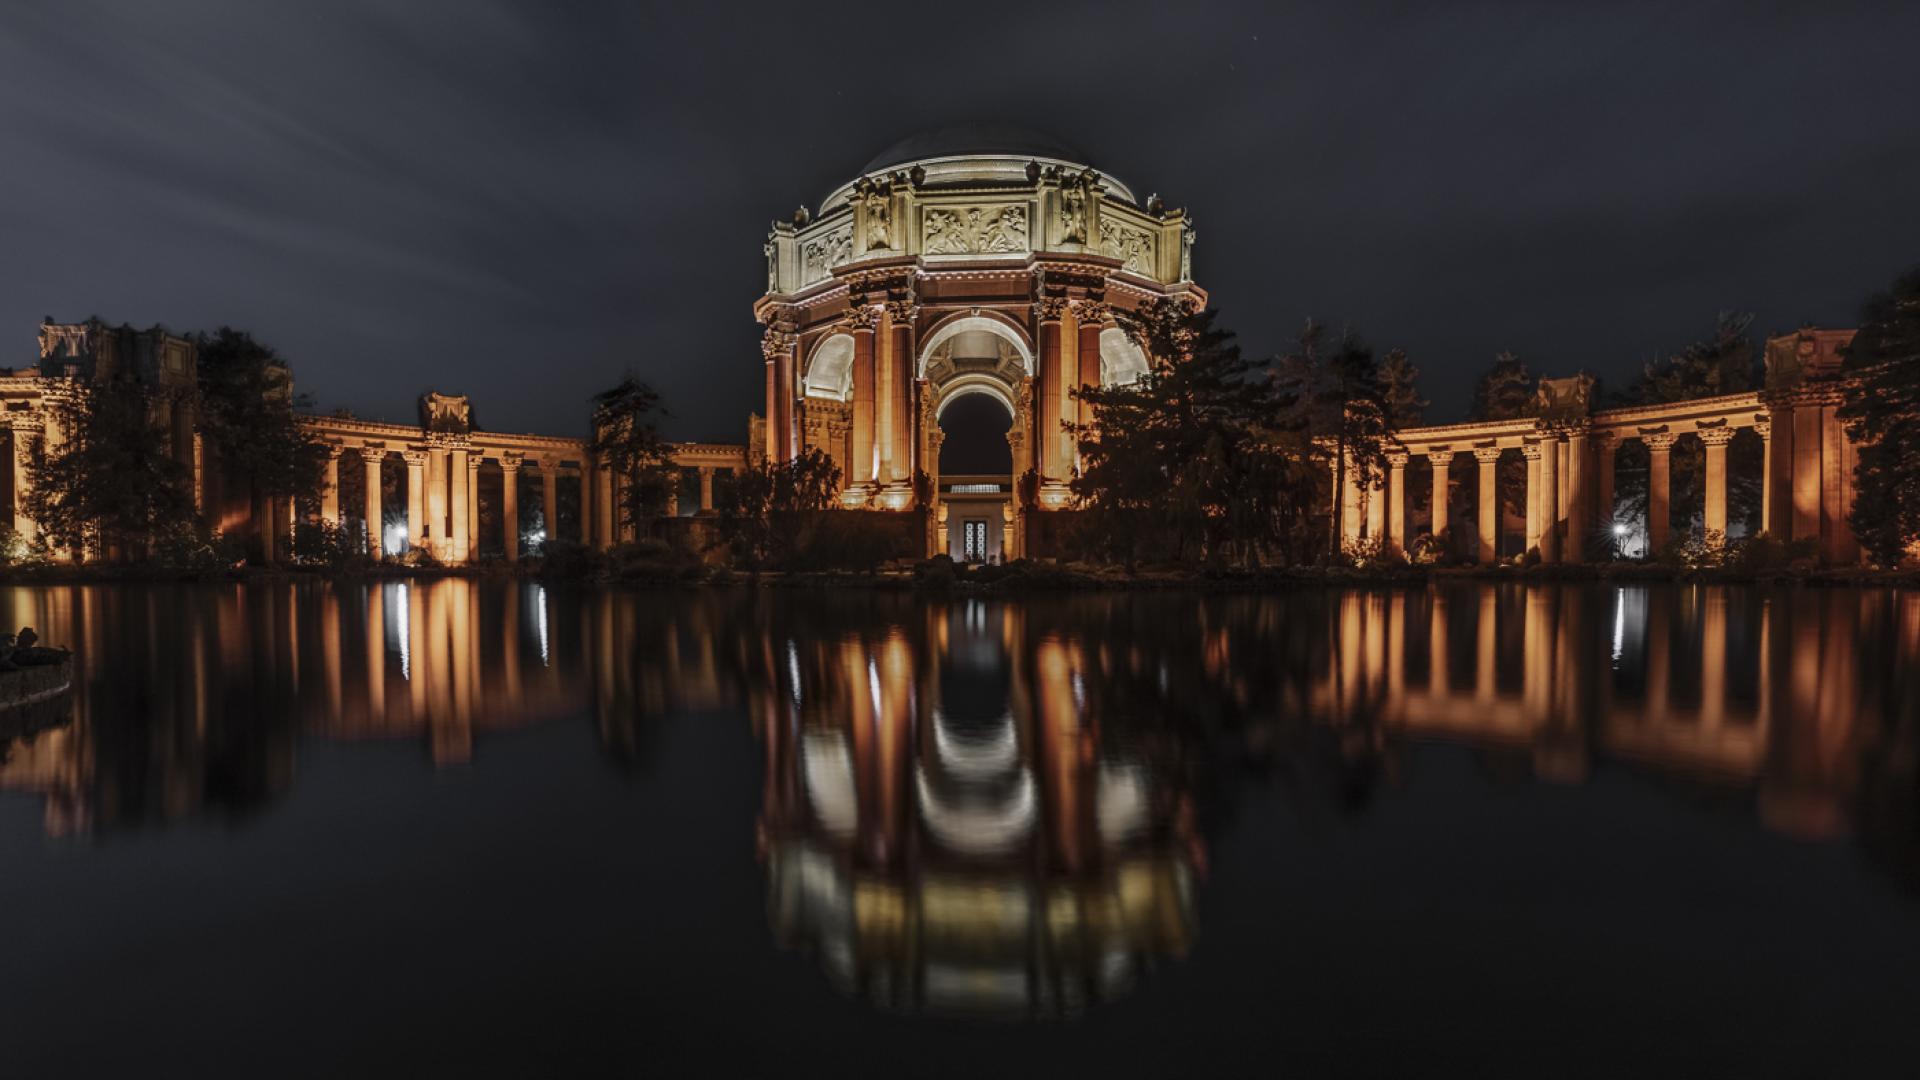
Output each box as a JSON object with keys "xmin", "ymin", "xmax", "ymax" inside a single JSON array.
[
  {"xmin": 1645, "ymin": 433, "xmax": 1676, "ymax": 553},
  {"xmin": 875, "ymin": 307, "xmax": 896, "ymax": 487},
  {"xmin": 1428, "ymin": 449, "xmax": 1451, "ymax": 541},
  {"xmin": 664, "ymin": 470, "xmax": 680, "ymax": 519},
  {"xmin": 1338, "ymin": 455, "xmax": 1362, "ymax": 547},
  {"xmin": 1523, "ymin": 442, "xmax": 1544, "ymax": 557},
  {"xmin": 1365, "ymin": 464, "xmax": 1386, "ymax": 544},
  {"xmin": 698, "ymin": 466, "xmax": 714, "ymax": 512},
  {"xmin": 886, "ymin": 301, "xmax": 916, "ymax": 490},
  {"xmin": 1034, "ymin": 298, "xmax": 1067, "ymax": 496},
  {"xmin": 501, "ymin": 454, "xmax": 521, "ymax": 561},
  {"xmin": 1386, "ymin": 453, "xmax": 1408, "ymax": 554},
  {"xmin": 1071, "ymin": 300, "xmax": 1107, "ymax": 474},
  {"xmin": 362, "ymin": 448, "xmax": 383, "ymax": 558},
  {"xmin": 1474, "ymin": 447, "xmax": 1501, "ymax": 563},
  {"xmin": 1755, "ymin": 418, "xmax": 1779, "ymax": 537},
  {"xmin": 849, "ymin": 309, "xmax": 878, "ymax": 498},
  {"xmin": 766, "ymin": 329, "xmax": 797, "ymax": 464},
  {"xmin": 1536, "ymin": 434, "xmax": 1559, "ymax": 563},
  {"xmin": 541, "ymin": 463, "xmax": 558, "ymax": 548},
  {"xmin": 426, "ymin": 447, "xmax": 448, "ymax": 553},
  {"xmin": 1564, "ymin": 428, "xmax": 1588, "ymax": 563},
  {"xmin": 9, "ymin": 421, "xmax": 39, "ymax": 545},
  {"xmin": 450, "ymin": 446, "xmax": 471, "ymax": 564},
  {"xmin": 321, "ymin": 446, "xmax": 342, "ymax": 526},
  {"xmin": 466, "ymin": 456, "xmax": 480, "ymax": 554},
  {"xmin": 403, "ymin": 450, "xmax": 428, "ymax": 550},
  {"xmin": 1701, "ymin": 427, "xmax": 1734, "ymax": 541}
]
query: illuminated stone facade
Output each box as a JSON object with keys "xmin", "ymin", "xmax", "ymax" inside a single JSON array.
[
  {"xmin": 756, "ymin": 126, "xmax": 1204, "ymax": 560},
  {"xmin": 2, "ymin": 320, "xmax": 747, "ymax": 564},
  {"xmin": 1337, "ymin": 328, "xmax": 1872, "ymax": 564}
]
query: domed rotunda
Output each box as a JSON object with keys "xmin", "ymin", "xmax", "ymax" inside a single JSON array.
[{"xmin": 754, "ymin": 124, "xmax": 1203, "ymax": 561}]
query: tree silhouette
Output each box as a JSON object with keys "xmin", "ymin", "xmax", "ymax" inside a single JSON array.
[{"xmin": 1838, "ymin": 267, "xmax": 1920, "ymax": 564}]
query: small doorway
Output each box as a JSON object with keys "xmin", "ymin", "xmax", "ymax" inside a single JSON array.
[{"xmin": 962, "ymin": 519, "xmax": 988, "ymax": 562}]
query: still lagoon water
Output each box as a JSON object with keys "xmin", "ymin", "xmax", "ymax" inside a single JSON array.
[{"xmin": 2, "ymin": 580, "xmax": 1918, "ymax": 1076}]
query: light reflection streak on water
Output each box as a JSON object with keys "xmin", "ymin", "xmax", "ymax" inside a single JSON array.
[
  {"xmin": 536, "ymin": 585, "xmax": 550, "ymax": 666},
  {"xmin": 391, "ymin": 582, "xmax": 410, "ymax": 680},
  {"xmin": 1612, "ymin": 587, "xmax": 1625, "ymax": 665},
  {"xmin": 787, "ymin": 641, "xmax": 803, "ymax": 706}
]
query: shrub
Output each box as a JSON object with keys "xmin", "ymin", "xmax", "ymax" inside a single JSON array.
[
  {"xmin": 1406, "ymin": 532, "xmax": 1447, "ymax": 566},
  {"xmin": 395, "ymin": 544, "xmax": 441, "ymax": 569},
  {"xmin": 151, "ymin": 521, "xmax": 243, "ymax": 573},
  {"xmin": 0, "ymin": 526, "xmax": 49, "ymax": 568},
  {"xmin": 291, "ymin": 520, "xmax": 362, "ymax": 569},
  {"xmin": 537, "ymin": 538, "xmax": 600, "ymax": 578}
]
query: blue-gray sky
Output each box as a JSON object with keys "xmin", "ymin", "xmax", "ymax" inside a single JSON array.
[{"xmin": 2, "ymin": 1, "xmax": 1915, "ymax": 440}]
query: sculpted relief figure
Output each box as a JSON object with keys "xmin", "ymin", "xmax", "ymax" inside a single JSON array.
[
  {"xmin": 863, "ymin": 185, "xmax": 892, "ymax": 251},
  {"xmin": 801, "ymin": 225, "xmax": 853, "ymax": 283},
  {"xmin": 1098, "ymin": 219, "xmax": 1155, "ymax": 275},
  {"xmin": 1058, "ymin": 175, "xmax": 1089, "ymax": 244},
  {"xmin": 1180, "ymin": 219, "xmax": 1196, "ymax": 281},
  {"xmin": 923, "ymin": 205, "xmax": 1028, "ymax": 255}
]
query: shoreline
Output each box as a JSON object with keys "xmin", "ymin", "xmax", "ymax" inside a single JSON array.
[{"xmin": 2, "ymin": 559, "xmax": 1916, "ymax": 591}]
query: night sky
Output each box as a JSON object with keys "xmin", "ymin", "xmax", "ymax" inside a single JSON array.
[{"xmin": 2, "ymin": 1, "xmax": 1915, "ymax": 443}]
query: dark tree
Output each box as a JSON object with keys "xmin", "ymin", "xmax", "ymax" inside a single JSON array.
[
  {"xmin": 588, "ymin": 376, "xmax": 676, "ymax": 535},
  {"xmin": 1379, "ymin": 347, "xmax": 1427, "ymax": 428},
  {"xmin": 24, "ymin": 377, "xmax": 195, "ymax": 560},
  {"xmin": 195, "ymin": 328, "xmax": 328, "ymax": 562},
  {"xmin": 1274, "ymin": 321, "xmax": 1391, "ymax": 560},
  {"xmin": 718, "ymin": 448, "xmax": 841, "ymax": 565},
  {"xmin": 1838, "ymin": 267, "xmax": 1920, "ymax": 564},
  {"xmin": 1469, "ymin": 351, "xmax": 1537, "ymax": 422},
  {"xmin": 1073, "ymin": 301, "xmax": 1305, "ymax": 566}
]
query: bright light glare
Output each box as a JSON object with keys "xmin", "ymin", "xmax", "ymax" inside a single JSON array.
[
  {"xmin": 1612, "ymin": 524, "xmax": 1629, "ymax": 536},
  {"xmin": 385, "ymin": 523, "xmax": 410, "ymax": 554}
]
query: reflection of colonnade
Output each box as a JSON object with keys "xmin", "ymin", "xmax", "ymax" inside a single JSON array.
[
  {"xmin": 0, "ymin": 580, "xmax": 589, "ymax": 835},
  {"xmin": 1338, "ymin": 329, "xmax": 1866, "ymax": 564},
  {"xmin": 751, "ymin": 601, "xmax": 1200, "ymax": 1017},
  {"xmin": 1314, "ymin": 584, "xmax": 1900, "ymax": 835}
]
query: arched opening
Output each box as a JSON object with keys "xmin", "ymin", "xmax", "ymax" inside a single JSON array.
[
  {"xmin": 937, "ymin": 389, "xmax": 1014, "ymax": 563},
  {"xmin": 804, "ymin": 334, "xmax": 854, "ymax": 401},
  {"xmin": 938, "ymin": 392, "xmax": 1013, "ymax": 475},
  {"xmin": 1098, "ymin": 327, "xmax": 1149, "ymax": 387},
  {"xmin": 918, "ymin": 314, "xmax": 1034, "ymax": 379}
]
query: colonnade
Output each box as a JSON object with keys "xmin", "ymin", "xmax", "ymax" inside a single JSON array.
[{"xmin": 1341, "ymin": 382, "xmax": 1862, "ymax": 564}]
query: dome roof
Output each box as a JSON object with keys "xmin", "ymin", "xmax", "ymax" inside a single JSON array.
[
  {"xmin": 821, "ymin": 123, "xmax": 1135, "ymax": 211},
  {"xmin": 861, "ymin": 123, "xmax": 1088, "ymax": 175}
]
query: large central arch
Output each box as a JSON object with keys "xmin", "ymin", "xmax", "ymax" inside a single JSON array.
[{"xmin": 916, "ymin": 313, "xmax": 1034, "ymax": 378}]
